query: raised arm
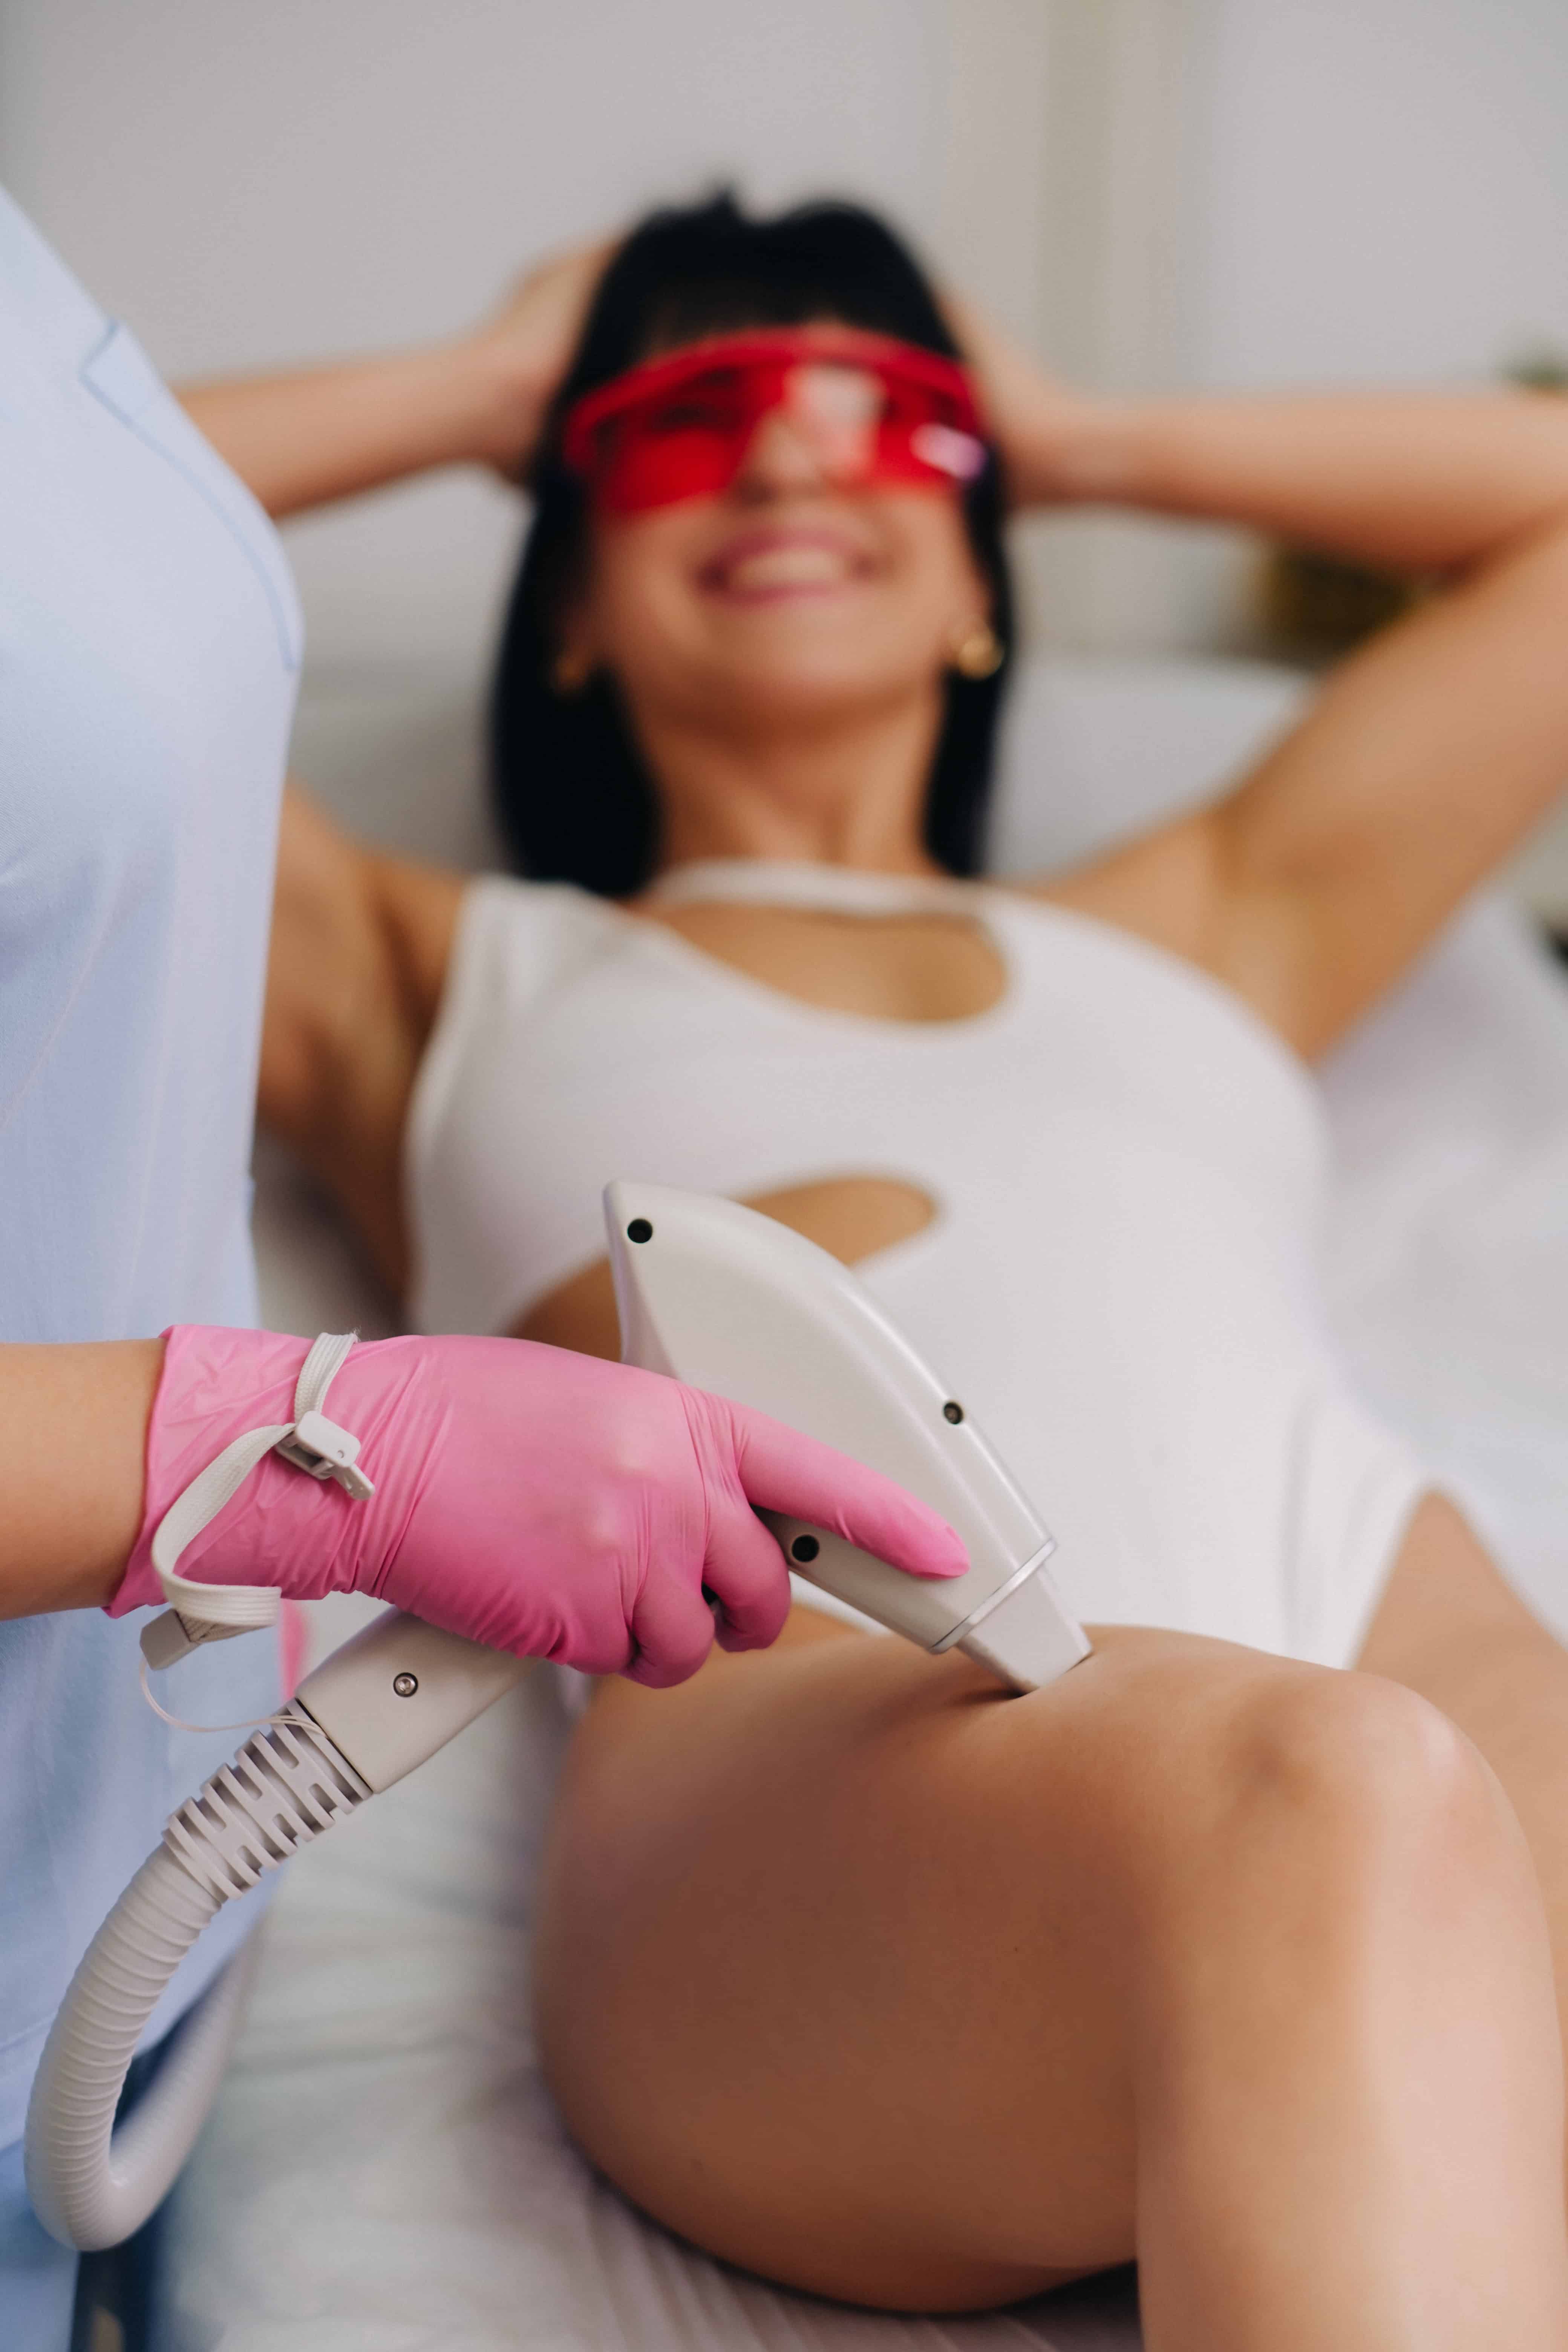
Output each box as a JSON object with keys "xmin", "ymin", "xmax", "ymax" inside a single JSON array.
[
  {"xmin": 959, "ymin": 308, "xmax": 1568, "ymax": 1050},
  {"xmin": 178, "ymin": 242, "xmax": 609, "ymax": 518}
]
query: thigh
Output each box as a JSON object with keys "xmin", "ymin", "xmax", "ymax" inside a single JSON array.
[
  {"xmin": 1360, "ymin": 1491, "xmax": 1568, "ymax": 2055},
  {"xmin": 536, "ymin": 1609, "xmax": 1326, "ymax": 2312}
]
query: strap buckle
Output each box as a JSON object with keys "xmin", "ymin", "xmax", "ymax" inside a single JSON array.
[{"xmin": 274, "ymin": 1408, "xmax": 375, "ymax": 1502}]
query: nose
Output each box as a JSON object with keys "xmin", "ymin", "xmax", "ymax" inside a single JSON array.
[{"xmin": 729, "ymin": 405, "xmax": 833, "ymax": 500}]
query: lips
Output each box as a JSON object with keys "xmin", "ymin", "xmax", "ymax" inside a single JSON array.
[{"xmin": 698, "ymin": 529, "xmax": 874, "ymax": 601}]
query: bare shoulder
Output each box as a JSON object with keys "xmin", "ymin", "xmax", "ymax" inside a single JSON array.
[
  {"xmin": 1010, "ymin": 812, "xmax": 1273, "ymax": 1010},
  {"xmin": 1016, "ymin": 816, "xmax": 1224, "ymax": 949}
]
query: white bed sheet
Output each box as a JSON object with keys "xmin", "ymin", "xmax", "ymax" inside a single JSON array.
[{"xmin": 158, "ymin": 655, "xmax": 1568, "ymax": 2346}]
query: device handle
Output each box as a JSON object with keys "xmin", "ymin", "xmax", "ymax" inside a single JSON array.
[{"xmin": 292, "ymin": 1610, "xmax": 532, "ymax": 1793}]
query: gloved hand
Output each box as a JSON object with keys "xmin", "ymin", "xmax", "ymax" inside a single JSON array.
[{"xmin": 109, "ymin": 1328, "xmax": 966, "ymax": 1686}]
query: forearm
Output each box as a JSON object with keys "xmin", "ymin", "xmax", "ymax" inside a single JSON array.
[
  {"xmin": 177, "ymin": 337, "xmax": 544, "ymax": 519},
  {"xmin": 0, "ymin": 1340, "xmax": 164, "ymax": 1615},
  {"xmin": 1015, "ymin": 387, "xmax": 1568, "ymax": 574}
]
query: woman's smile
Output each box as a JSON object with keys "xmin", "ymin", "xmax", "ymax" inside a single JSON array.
[{"xmin": 696, "ymin": 524, "xmax": 877, "ymax": 603}]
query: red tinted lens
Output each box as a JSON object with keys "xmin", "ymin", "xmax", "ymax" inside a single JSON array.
[
  {"xmin": 874, "ymin": 372, "xmax": 986, "ymax": 487},
  {"xmin": 578, "ymin": 359, "xmax": 784, "ymax": 514},
  {"xmin": 564, "ymin": 336, "xmax": 983, "ymax": 512}
]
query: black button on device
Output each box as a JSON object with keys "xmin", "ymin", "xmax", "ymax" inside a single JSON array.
[
  {"xmin": 790, "ymin": 1534, "xmax": 820, "ymax": 1563},
  {"xmin": 626, "ymin": 1218, "xmax": 653, "ymax": 1243},
  {"xmin": 943, "ymin": 1401, "xmax": 964, "ymax": 1424}
]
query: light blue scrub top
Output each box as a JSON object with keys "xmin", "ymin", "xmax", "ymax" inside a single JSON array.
[{"xmin": 0, "ymin": 188, "xmax": 303, "ymax": 2153}]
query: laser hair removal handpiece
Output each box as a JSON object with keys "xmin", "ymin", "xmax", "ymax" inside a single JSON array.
[
  {"xmin": 25, "ymin": 1184, "xmax": 1087, "ymax": 2251},
  {"xmin": 607, "ymin": 1182, "xmax": 1088, "ymax": 1687}
]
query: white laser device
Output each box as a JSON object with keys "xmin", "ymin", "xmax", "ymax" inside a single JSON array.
[
  {"xmin": 25, "ymin": 1185, "xmax": 1087, "ymax": 2251},
  {"xmin": 606, "ymin": 1182, "xmax": 1087, "ymax": 1687}
]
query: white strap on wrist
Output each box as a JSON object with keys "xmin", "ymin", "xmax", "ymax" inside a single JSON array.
[{"xmin": 141, "ymin": 1331, "xmax": 374, "ymax": 1674}]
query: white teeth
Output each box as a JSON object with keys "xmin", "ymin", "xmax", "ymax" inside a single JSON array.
[{"xmin": 719, "ymin": 544, "xmax": 851, "ymax": 591}]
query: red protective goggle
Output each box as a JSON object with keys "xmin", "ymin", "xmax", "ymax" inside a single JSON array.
[{"xmin": 560, "ymin": 328, "xmax": 988, "ymax": 514}]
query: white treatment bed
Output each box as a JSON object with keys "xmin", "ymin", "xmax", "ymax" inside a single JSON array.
[{"xmin": 155, "ymin": 655, "xmax": 1568, "ymax": 2350}]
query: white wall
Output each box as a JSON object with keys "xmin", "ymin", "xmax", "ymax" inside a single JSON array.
[
  {"xmin": 1023, "ymin": 0, "xmax": 1568, "ymax": 661},
  {"xmin": 1196, "ymin": 0, "xmax": 1568, "ymax": 391},
  {"xmin": 1185, "ymin": 0, "xmax": 1568, "ymax": 905}
]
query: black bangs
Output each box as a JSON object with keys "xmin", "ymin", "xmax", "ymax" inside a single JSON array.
[
  {"xmin": 490, "ymin": 190, "xmax": 1013, "ymax": 898},
  {"xmin": 551, "ymin": 195, "xmax": 963, "ymax": 419}
]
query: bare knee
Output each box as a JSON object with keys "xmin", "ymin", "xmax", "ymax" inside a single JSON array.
[
  {"xmin": 1232, "ymin": 1669, "xmax": 1508, "ymax": 1870},
  {"xmin": 1135, "ymin": 1663, "xmax": 1531, "ymax": 1973}
]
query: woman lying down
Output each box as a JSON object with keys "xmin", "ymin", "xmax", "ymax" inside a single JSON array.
[{"xmin": 262, "ymin": 196, "xmax": 1568, "ymax": 2346}]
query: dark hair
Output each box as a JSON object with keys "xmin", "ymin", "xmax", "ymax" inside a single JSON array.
[{"xmin": 489, "ymin": 191, "xmax": 1014, "ymax": 895}]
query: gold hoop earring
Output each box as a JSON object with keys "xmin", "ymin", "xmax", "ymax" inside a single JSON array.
[
  {"xmin": 951, "ymin": 620, "xmax": 1003, "ymax": 680},
  {"xmin": 551, "ymin": 647, "xmax": 594, "ymax": 696}
]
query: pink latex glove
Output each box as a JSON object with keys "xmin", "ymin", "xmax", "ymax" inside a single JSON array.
[{"xmin": 110, "ymin": 1328, "xmax": 966, "ymax": 1687}]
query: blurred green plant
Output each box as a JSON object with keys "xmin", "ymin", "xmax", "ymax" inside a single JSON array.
[
  {"xmin": 1256, "ymin": 346, "xmax": 1568, "ymax": 663},
  {"xmin": 1509, "ymin": 347, "xmax": 1568, "ymax": 392}
]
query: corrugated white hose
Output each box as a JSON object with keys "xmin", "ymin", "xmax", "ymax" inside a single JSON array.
[
  {"xmin": 28, "ymin": 1851, "xmax": 237, "ymax": 2252},
  {"xmin": 25, "ymin": 1698, "xmax": 374, "ymax": 2248},
  {"xmin": 25, "ymin": 1334, "xmax": 378, "ymax": 2251}
]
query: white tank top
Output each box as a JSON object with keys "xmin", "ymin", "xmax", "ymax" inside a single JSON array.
[{"xmin": 408, "ymin": 861, "xmax": 1425, "ymax": 1669}]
